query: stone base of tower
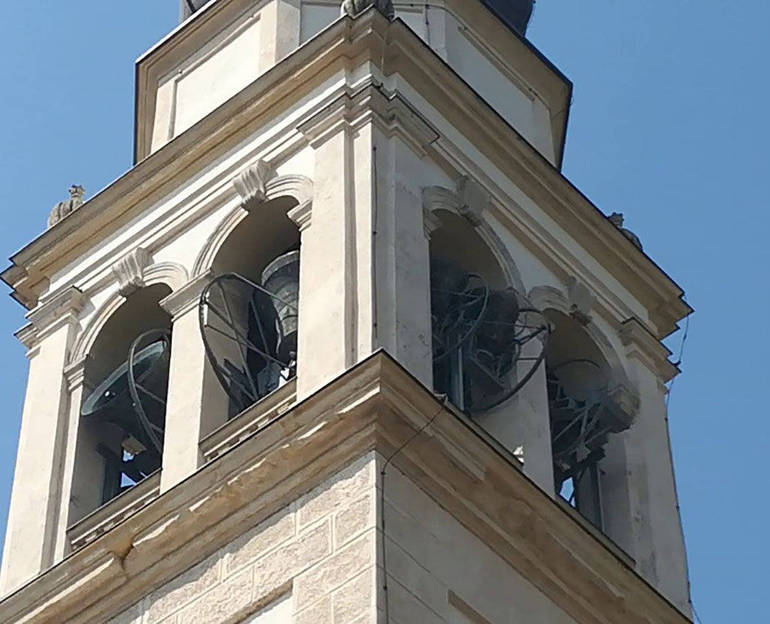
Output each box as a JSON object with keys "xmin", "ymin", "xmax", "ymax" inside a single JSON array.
[{"xmin": 0, "ymin": 353, "xmax": 689, "ymax": 624}]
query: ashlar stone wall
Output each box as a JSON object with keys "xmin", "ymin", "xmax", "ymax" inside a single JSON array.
[
  {"xmin": 108, "ymin": 447, "xmax": 580, "ymax": 624},
  {"xmin": 110, "ymin": 454, "xmax": 378, "ymax": 624}
]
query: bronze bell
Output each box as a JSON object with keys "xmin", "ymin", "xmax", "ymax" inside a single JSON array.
[{"xmin": 261, "ymin": 250, "xmax": 300, "ymax": 363}]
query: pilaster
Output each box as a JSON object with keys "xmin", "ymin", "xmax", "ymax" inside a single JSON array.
[
  {"xmin": 159, "ymin": 272, "xmax": 224, "ymax": 493},
  {"xmin": 599, "ymin": 318, "xmax": 692, "ymax": 614},
  {"xmin": 0, "ymin": 287, "xmax": 86, "ymax": 595}
]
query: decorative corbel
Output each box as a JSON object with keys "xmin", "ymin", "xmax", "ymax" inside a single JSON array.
[
  {"xmin": 112, "ymin": 248, "xmax": 153, "ymax": 297},
  {"xmin": 456, "ymin": 176, "xmax": 489, "ymax": 226},
  {"xmin": 566, "ymin": 277, "xmax": 594, "ymax": 325},
  {"xmin": 341, "ymin": 0, "xmax": 394, "ymax": 20},
  {"xmin": 233, "ymin": 159, "xmax": 275, "ymax": 211}
]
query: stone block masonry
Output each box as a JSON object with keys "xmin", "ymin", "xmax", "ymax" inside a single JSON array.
[{"xmin": 110, "ymin": 454, "xmax": 378, "ymax": 624}]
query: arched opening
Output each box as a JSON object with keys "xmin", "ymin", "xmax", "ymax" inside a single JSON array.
[
  {"xmin": 70, "ymin": 284, "xmax": 172, "ymax": 524},
  {"xmin": 544, "ymin": 310, "xmax": 634, "ymax": 529},
  {"xmin": 429, "ymin": 210, "xmax": 547, "ymax": 415},
  {"xmin": 198, "ymin": 197, "xmax": 301, "ymax": 429}
]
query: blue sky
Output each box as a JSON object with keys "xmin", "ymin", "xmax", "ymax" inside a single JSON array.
[{"xmin": 0, "ymin": 1, "xmax": 767, "ymax": 621}]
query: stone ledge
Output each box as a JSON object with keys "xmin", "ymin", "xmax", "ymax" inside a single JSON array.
[{"xmin": 0, "ymin": 352, "xmax": 690, "ymax": 624}]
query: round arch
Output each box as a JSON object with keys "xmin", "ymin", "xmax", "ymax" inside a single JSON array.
[
  {"xmin": 69, "ymin": 261, "xmax": 188, "ymax": 366},
  {"xmin": 423, "ymin": 184, "xmax": 525, "ymax": 293},
  {"xmin": 192, "ymin": 172, "xmax": 313, "ymax": 278}
]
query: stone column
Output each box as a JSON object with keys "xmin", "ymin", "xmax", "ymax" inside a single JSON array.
[
  {"xmin": 159, "ymin": 273, "xmax": 224, "ymax": 493},
  {"xmin": 0, "ymin": 288, "xmax": 85, "ymax": 595}
]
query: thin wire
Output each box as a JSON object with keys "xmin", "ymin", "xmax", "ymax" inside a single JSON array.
[
  {"xmin": 666, "ymin": 309, "xmax": 692, "ymax": 408},
  {"xmin": 380, "ymin": 395, "xmax": 447, "ymax": 624},
  {"xmin": 692, "ymin": 603, "xmax": 705, "ymax": 623}
]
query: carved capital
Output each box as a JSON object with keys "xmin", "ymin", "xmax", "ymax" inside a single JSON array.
[
  {"xmin": 159, "ymin": 271, "xmax": 214, "ymax": 320},
  {"xmin": 112, "ymin": 247, "xmax": 153, "ymax": 297},
  {"xmin": 26, "ymin": 286, "xmax": 86, "ymax": 334},
  {"xmin": 233, "ymin": 160, "xmax": 275, "ymax": 211},
  {"xmin": 341, "ymin": 0, "xmax": 394, "ymax": 20}
]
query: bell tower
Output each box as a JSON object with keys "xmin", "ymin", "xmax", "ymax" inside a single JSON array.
[{"xmin": 0, "ymin": 2, "xmax": 693, "ymax": 623}]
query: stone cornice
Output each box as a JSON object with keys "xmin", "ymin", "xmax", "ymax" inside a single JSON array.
[
  {"xmin": 2, "ymin": 12, "xmax": 688, "ymax": 339},
  {"xmin": 16, "ymin": 287, "xmax": 87, "ymax": 351},
  {"xmin": 0, "ymin": 352, "xmax": 689, "ymax": 624},
  {"xmin": 620, "ymin": 317, "xmax": 681, "ymax": 383}
]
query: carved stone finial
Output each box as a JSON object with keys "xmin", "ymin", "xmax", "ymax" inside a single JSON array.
[
  {"xmin": 341, "ymin": 0, "xmax": 395, "ymax": 20},
  {"xmin": 48, "ymin": 185, "xmax": 85, "ymax": 228},
  {"xmin": 608, "ymin": 212, "xmax": 643, "ymax": 251},
  {"xmin": 233, "ymin": 160, "xmax": 275, "ymax": 211}
]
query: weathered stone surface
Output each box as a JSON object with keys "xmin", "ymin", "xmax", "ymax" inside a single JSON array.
[
  {"xmin": 332, "ymin": 567, "xmax": 374, "ymax": 623},
  {"xmin": 299, "ymin": 457, "xmax": 373, "ymax": 528},
  {"xmin": 334, "ymin": 493, "xmax": 375, "ymax": 548},
  {"xmin": 178, "ymin": 567, "xmax": 253, "ymax": 624},
  {"xmin": 253, "ymin": 519, "xmax": 332, "ymax": 600},
  {"xmin": 224, "ymin": 507, "xmax": 296, "ymax": 577},
  {"xmin": 295, "ymin": 595, "xmax": 333, "ymax": 624},
  {"xmin": 295, "ymin": 531, "xmax": 375, "ymax": 609},
  {"xmin": 147, "ymin": 552, "xmax": 221, "ymax": 623}
]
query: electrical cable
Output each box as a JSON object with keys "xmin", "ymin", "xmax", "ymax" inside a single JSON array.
[
  {"xmin": 666, "ymin": 308, "xmax": 692, "ymax": 409},
  {"xmin": 380, "ymin": 394, "xmax": 448, "ymax": 623}
]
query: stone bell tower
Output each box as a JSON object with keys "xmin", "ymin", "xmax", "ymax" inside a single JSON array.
[{"xmin": 0, "ymin": 1, "xmax": 693, "ymax": 623}]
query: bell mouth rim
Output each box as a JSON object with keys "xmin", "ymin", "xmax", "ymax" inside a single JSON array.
[
  {"xmin": 80, "ymin": 340, "xmax": 168, "ymax": 418},
  {"xmin": 261, "ymin": 249, "xmax": 300, "ymax": 285}
]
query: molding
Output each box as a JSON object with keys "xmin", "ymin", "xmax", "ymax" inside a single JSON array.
[
  {"xmin": 68, "ymin": 293, "xmax": 125, "ymax": 366},
  {"xmin": 422, "ymin": 206, "xmax": 442, "ymax": 239},
  {"xmin": 63, "ymin": 357, "xmax": 89, "ymax": 393},
  {"xmin": 111, "ymin": 248, "xmax": 153, "ymax": 297},
  {"xmin": 143, "ymin": 262, "xmax": 189, "ymax": 292},
  {"xmin": 2, "ymin": 12, "xmax": 687, "ymax": 338},
  {"xmin": 620, "ymin": 317, "xmax": 680, "ymax": 383},
  {"xmin": 287, "ymin": 201, "xmax": 312, "ymax": 231},
  {"xmin": 0, "ymin": 352, "xmax": 690, "ymax": 624},
  {"xmin": 158, "ymin": 271, "xmax": 214, "ymax": 320},
  {"xmin": 20, "ymin": 287, "xmax": 87, "ymax": 350},
  {"xmin": 528, "ymin": 284, "xmax": 570, "ymax": 315},
  {"xmin": 297, "ymin": 81, "xmax": 439, "ymax": 157},
  {"xmin": 14, "ymin": 324, "xmax": 39, "ymax": 355},
  {"xmin": 68, "ymin": 262, "xmax": 189, "ymax": 366}
]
